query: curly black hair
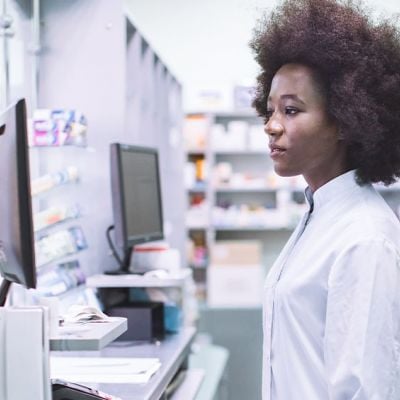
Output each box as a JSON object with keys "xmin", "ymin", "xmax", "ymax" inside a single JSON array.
[{"xmin": 251, "ymin": 0, "xmax": 400, "ymax": 185}]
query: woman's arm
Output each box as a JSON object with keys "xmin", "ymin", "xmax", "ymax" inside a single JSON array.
[{"xmin": 324, "ymin": 239, "xmax": 400, "ymax": 400}]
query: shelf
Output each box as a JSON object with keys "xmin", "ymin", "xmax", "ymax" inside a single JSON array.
[
  {"xmin": 210, "ymin": 185, "xmax": 400, "ymax": 194},
  {"xmin": 36, "ymin": 248, "xmax": 87, "ymax": 270},
  {"xmin": 214, "ymin": 186, "xmax": 305, "ymax": 192},
  {"xmin": 30, "ymin": 144, "xmax": 87, "ymax": 149},
  {"xmin": 35, "ymin": 283, "xmax": 86, "ymax": 299},
  {"xmin": 189, "ymin": 262, "xmax": 208, "ymax": 269},
  {"xmin": 186, "ymin": 150, "xmax": 206, "ymax": 156},
  {"xmin": 215, "ymin": 187, "xmax": 276, "ymax": 193},
  {"xmin": 213, "ymin": 110, "xmax": 259, "ymax": 118},
  {"xmin": 213, "ymin": 226, "xmax": 294, "ymax": 232},
  {"xmin": 86, "ymin": 268, "xmax": 192, "ymax": 289},
  {"xmin": 187, "ymin": 187, "xmax": 207, "ymax": 193},
  {"xmin": 214, "ymin": 150, "xmax": 266, "ymax": 155},
  {"xmin": 34, "ymin": 214, "xmax": 80, "ymax": 234},
  {"xmin": 50, "ymin": 317, "xmax": 127, "ymax": 351},
  {"xmin": 187, "ymin": 226, "xmax": 208, "ymax": 231}
]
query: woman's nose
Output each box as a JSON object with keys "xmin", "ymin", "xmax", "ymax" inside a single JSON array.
[{"xmin": 264, "ymin": 115, "xmax": 283, "ymax": 137}]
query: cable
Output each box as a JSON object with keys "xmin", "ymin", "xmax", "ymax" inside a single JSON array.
[{"xmin": 106, "ymin": 225, "xmax": 123, "ymax": 267}]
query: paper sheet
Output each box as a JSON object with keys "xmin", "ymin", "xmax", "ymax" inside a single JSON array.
[{"xmin": 50, "ymin": 356, "xmax": 161, "ymax": 384}]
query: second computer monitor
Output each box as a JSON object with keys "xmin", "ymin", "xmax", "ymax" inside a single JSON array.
[{"xmin": 110, "ymin": 143, "xmax": 164, "ymax": 271}]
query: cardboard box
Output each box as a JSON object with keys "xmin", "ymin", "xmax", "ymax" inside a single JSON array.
[
  {"xmin": 210, "ymin": 241, "xmax": 262, "ymax": 266},
  {"xmin": 207, "ymin": 265, "xmax": 264, "ymax": 307}
]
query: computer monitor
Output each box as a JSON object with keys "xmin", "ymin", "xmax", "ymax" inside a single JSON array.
[
  {"xmin": 109, "ymin": 143, "xmax": 164, "ymax": 273},
  {"xmin": 0, "ymin": 99, "xmax": 36, "ymax": 306}
]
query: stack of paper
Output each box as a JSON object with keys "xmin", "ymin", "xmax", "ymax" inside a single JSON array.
[{"xmin": 50, "ymin": 356, "xmax": 161, "ymax": 384}]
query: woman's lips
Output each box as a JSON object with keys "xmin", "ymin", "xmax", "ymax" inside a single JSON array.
[{"xmin": 269, "ymin": 145, "xmax": 286, "ymax": 158}]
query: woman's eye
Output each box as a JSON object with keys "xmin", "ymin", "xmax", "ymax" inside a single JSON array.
[{"xmin": 285, "ymin": 107, "xmax": 299, "ymax": 115}]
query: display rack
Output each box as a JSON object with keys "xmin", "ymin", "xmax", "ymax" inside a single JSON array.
[
  {"xmin": 29, "ymin": 135, "xmax": 90, "ymax": 305},
  {"xmin": 183, "ymin": 111, "xmax": 307, "ymax": 304},
  {"xmin": 9, "ymin": 0, "xmax": 184, "ymax": 282}
]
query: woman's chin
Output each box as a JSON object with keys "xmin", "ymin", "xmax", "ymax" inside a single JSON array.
[{"xmin": 273, "ymin": 165, "xmax": 298, "ymax": 178}]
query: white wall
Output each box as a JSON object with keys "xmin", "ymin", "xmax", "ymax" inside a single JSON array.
[{"xmin": 125, "ymin": 0, "xmax": 400, "ymax": 112}]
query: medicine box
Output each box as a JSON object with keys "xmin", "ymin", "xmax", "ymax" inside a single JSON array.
[
  {"xmin": 210, "ymin": 240, "xmax": 262, "ymax": 266},
  {"xmin": 207, "ymin": 265, "xmax": 264, "ymax": 307}
]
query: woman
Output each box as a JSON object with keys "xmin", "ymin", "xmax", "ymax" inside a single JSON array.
[{"xmin": 251, "ymin": 0, "xmax": 400, "ymax": 398}]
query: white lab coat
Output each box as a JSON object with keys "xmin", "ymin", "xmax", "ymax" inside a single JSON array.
[{"xmin": 263, "ymin": 170, "xmax": 400, "ymax": 399}]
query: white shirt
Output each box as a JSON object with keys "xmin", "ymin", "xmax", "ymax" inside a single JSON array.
[{"xmin": 263, "ymin": 170, "xmax": 400, "ymax": 400}]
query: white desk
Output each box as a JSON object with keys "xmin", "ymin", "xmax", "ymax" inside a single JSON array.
[
  {"xmin": 51, "ymin": 327, "xmax": 196, "ymax": 400},
  {"xmin": 86, "ymin": 269, "xmax": 192, "ymax": 289}
]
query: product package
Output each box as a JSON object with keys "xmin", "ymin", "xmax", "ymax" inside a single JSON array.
[
  {"xmin": 35, "ymin": 226, "xmax": 88, "ymax": 268},
  {"xmin": 30, "ymin": 109, "xmax": 87, "ymax": 147},
  {"xmin": 36, "ymin": 260, "xmax": 86, "ymax": 296},
  {"xmin": 33, "ymin": 204, "xmax": 81, "ymax": 232},
  {"xmin": 31, "ymin": 166, "xmax": 79, "ymax": 196}
]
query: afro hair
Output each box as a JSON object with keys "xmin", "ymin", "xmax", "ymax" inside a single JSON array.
[{"xmin": 251, "ymin": 0, "xmax": 400, "ymax": 185}]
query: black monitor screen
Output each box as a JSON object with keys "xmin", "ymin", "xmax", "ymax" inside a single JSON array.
[
  {"xmin": 110, "ymin": 143, "xmax": 164, "ymax": 260},
  {"xmin": 0, "ymin": 99, "xmax": 36, "ymax": 304},
  {"xmin": 121, "ymin": 150, "xmax": 163, "ymax": 238}
]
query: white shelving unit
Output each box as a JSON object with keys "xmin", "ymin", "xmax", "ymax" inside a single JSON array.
[
  {"xmin": 6, "ymin": 0, "xmax": 189, "ymax": 356},
  {"xmin": 9, "ymin": 0, "xmax": 185, "ymax": 280},
  {"xmin": 213, "ymin": 226, "xmax": 294, "ymax": 232},
  {"xmin": 31, "ymin": 145, "xmax": 89, "ymax": 300},
  {"xmin": 183, "ymin": 111, "xmax": 307, "ymax": 303}
]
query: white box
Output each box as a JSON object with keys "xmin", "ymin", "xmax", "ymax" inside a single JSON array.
[
  {"xmin": 0, "ymin": 307, "xmax": 51, "ymax": 400},
  {"xmin": 210, "ymin": 241, "xmax": 262, "ymax": 265},
  {"xmin": 207, "ymin": 265, "xmax": 264, "ymax": 307}
]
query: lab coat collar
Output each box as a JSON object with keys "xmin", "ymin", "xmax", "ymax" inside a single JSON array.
[{"xmin": 304, "ymin": 170, "xmax": 360, "ymax": 213}]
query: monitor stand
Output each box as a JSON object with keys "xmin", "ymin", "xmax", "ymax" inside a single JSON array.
[
  {"xmin": 104, "ymin": 267, "xmax": 149, "ymax": 276},
  {"xmin": 104, "ymin": 249, "xmax": 147, "ymax": 275}
]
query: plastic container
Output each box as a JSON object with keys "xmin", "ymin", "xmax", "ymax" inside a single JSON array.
[{"xmin": 130, "ymin": 245, "xmax": 181, "ymax": 272}]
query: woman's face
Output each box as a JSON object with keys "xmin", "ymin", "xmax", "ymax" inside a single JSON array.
[{"xmin": 265, "ymin": 63, "xmax": 347, "ymax": 192}]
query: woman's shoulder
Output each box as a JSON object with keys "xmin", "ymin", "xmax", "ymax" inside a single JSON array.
[{"xmin": 339, "ymin": 186, "xmax": 400, "ymax": 248}]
